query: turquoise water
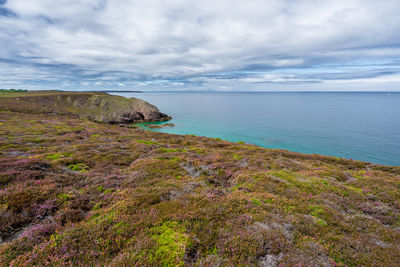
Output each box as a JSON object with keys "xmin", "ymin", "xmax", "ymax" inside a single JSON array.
[{"xmin": 112, "ymin": 92, "xmax": 400, "ymax": 166}]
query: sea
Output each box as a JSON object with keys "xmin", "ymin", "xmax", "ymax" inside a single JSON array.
[{"xmin": 111, "ymin": 91, "xmax": 400, "ymax": 166}]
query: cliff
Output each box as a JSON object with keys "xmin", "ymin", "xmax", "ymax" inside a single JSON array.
[{"xmin": 0, "ymin": 91, "xmax": 170, "ymax": 123}]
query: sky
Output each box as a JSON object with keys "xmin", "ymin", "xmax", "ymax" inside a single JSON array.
[{"xmin": 1, "ymin": 0, "xmax": 400, "ymax": 91}]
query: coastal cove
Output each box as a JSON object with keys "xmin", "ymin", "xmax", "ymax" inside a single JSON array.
[{"xmin": 112, "ymin": 92, "xmax": 400, "ymax": 166}]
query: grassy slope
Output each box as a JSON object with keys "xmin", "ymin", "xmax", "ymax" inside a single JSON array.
[
  {"xmin": 0, "ymin": 91, "xmax": 168, "ymax": 123},
  {"xmin": 0, "ymin": 110, "xmax": 399, "ymax": 266}
]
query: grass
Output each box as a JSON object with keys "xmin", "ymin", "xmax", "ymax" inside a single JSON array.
[
  {"xmin": 0, "ymin": 89, "xmax": 27, "ymax": 96},
  {"xmin": 0, "ymin": 108, "xmax": 400, "ymax": 266}
]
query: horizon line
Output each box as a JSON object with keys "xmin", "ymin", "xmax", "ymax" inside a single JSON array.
[{"xmin": 18, "ymin": 89, "xmax": 400, "ymax": 94}]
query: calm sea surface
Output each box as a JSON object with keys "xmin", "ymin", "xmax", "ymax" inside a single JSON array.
[{"xmin": 112, "ymin": 92, "xmax": 400, "ymax": 166}]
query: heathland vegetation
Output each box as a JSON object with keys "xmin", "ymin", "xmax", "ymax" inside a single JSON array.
[{"xmin": 0, "ymin": 92, "xmax": 399, "ymax": 266}]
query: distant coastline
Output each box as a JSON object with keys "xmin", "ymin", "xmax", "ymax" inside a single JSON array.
[{"xmin": 97, "ymin": 90, "xmax": 143, "ymax": 93}]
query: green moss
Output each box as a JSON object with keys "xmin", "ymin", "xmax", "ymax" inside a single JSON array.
[
  {"xmin": 158, "ymin": 147, "xmax": 186, "ymax": 153},
  {"xmin": 50, "ymin": 233, "xmax": 64, "ymax": 248},
  {"xmin": 208, "ymin": 245, "xmax": 219, "ymax": 255},
  {"xmin": 57, "ymin": 193, "xmax": 71, "ymax": 203},
  {"xmin": 251, "ymin": 198, "xmax": 262, "ymax": 206},
  {"xmin": 309, "ymin": 205, "xmax": 325, "ymax": 218},
  {"xmin": 283, "ymin": 204, "xmax": 296, "ymax": 214},
  {"xmin": 97, "ymin": 185, "xmax": 104, "ymax": 192},
  {"xmin": 62, "ymin": 152, "xmax": 73, "ymax": 157},
  {"xmin": 169, "ymin": 157, "xmax": 180, "ymax": 163},
  {"xmin": 346, "ymin": 185, "xmax": 363, "ymax": 194},
  {"xmin": 46, "ymin": 153, "xmax": 62, "ymax": 160},
  {"xmin": 91, "ymin": 134, "xmax": 100, "ymax": 138},
  {"xmin": 233, "ymin": 154, "xmax": 242, "ymax": 160},
  {"xmin": 68, "ymin": 163, "xmax": 89, "ymax": 172},
  {"xmin": 189, "ymin": 147, "xmax": 206, "ymax": 155},
  {"xmin": 316, "ymin": 218, "xmax": 328, "ymax": 227},
  {"xmin": 71, "ymin": 127, "xmax": 84, "ymax": 132},
  {"xmin": 136, "ymin": 139, "xmax": 160, "ymax": 145},
  {"xmin": 150, "ymin": 221, "xmax": 189, "ymax": 266}
]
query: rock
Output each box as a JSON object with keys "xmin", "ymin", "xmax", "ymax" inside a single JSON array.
[
  {"xmin": 7, "ymin": 151, "xmax": 29, "ymax": 157},
  {"xmin": 259, "ymin": 253, "xmax": 282, "ymax": 267},
  {"xmin": 180, "ymin": 162, "xmax": 201, "ymax": 178},
  {"xmin": 148, "ymin": 123, "xmax": 175, "ymax": 129}
]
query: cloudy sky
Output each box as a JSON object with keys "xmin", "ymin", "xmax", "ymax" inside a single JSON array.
[{"xmin": 1, "ymin": 0, "xmax": 400, "ymax": 91}]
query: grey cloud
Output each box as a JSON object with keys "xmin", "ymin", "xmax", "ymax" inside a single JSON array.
[{"xmin": 0, "ymin": 0, "xmax": 400, "ymax": 90}]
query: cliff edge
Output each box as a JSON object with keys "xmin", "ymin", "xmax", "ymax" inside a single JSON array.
[{"xmin": 0, "ymin": 91, "xmax": 170, "ymax": 123}]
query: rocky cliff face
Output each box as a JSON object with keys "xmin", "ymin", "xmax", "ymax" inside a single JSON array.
[{"xmin": 0, "ymin": 91, "xmax": 171, "ymax": 123}]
